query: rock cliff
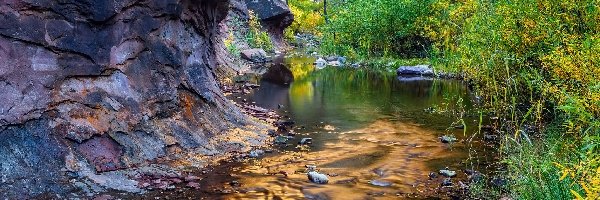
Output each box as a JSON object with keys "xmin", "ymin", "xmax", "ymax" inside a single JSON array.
[{"xmin": 0, "ymin": 0, "xmax": 286, "ymax": 197}]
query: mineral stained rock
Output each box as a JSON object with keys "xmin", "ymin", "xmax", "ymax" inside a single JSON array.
[{"xmin": 0, "ymin": 0, "xmax": 280, "ymax": 197}]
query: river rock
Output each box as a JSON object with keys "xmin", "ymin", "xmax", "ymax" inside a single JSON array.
[
  {"xmin": 440, "ymin": 135, "xmax": 457, "ymax": 143},
  {"xmin": 328, "ymin": 61, "xmax": 342, "ymax": 67},
  {"xmin": 428, "ymin": 172, "xmax": 438, "ymax": 179},
  {"xmin": 442, "ymin": 178, "xmax": 453, "ymax": 186},
  {"xmin": 315, "ymin": 58, "xmax": 327, "ymax": 69},
  {"xmin": 396, "ymin": 65, "xmax": 434, "ymax": 76},
  {"xmin": 305, "ymin": 165, "xmax": 317, "ymax": 172},
  {"xmin": 274, "ymin": 135, "xmax": 289, "ymax": 144},
  {"xmin": 369, "ymin": 180, "xmax": 393, "ymax": 187},
  {"xmin": 439, "ymin": 169, "xmax": 457, "ymax": 177},
  {"xmin": 491, "ymin": 177, "xmax": 508, "ymax": 187},
  {"xmin": 240, "ymin": 49, "xmax": 268, "ymax": 62},
  {"xmin": 299, "ymin": 138, "xmax": 313, "ymax": 145},
  {"xmin": 186, "ymin": 182, "xmax": 201, "ymax": 189},
  {"xmin": 484, "ymin": 134, "xmax": 499, "ymax": 142},
  {"xmin": 307, "ymin": 172, "xmax": 329, "ymax": 184},
  {"xmin": 337, "ymin": 56, "xmax": 347, "ymax": 64},
  {"xmin": 249, "ymin": 150, "xmax": 265, "ymax": 158}
]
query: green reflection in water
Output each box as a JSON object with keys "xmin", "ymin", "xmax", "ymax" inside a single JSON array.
[{"xmin": 284, "ymin": 67, "xmax": 471, "ymax": 132}]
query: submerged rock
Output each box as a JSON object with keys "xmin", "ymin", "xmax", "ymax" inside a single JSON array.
[
  {"xmin": 249, "ymin": 150, "xmax": 265, "ymax": 158},
  {"xmin": 369, "ymin": 180, "xmax": 393, "ymax": 187},
  {"xmin": 299, "ymin": 138, "xmax": 313, "ymax": 145},
  {"xmin": 428, "ymin": 172, "xmax": 438, "ymax": 179},
  {"xmin": 442, "ymin": 178, "xmax": 453, "ymax": 186},
  {"xmin": 307, "ymin": 172, "xmax": 329, "ymax": 184},
  {"xmin": 274, "ymin": 135, "xmax": 289, "ymax": 144},
  {"xmin": 305, "ymin": 165, "xmax": 317, "ymax": 172}
]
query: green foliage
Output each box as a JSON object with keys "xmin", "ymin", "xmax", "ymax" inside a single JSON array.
[
  {"xmin": 314, "ymin": 0, "xmax": 600, "ymax": 199},
  {"xmin": 287, "ymin": 0, "xmax": 324, "ymax": 38},
  {"xmin": 320, "ymin": 0, "xmax": 432, "ymax": 58},
  {"xmin": 224, "ymin": 32, "xmax": 240, "ymax": 56},
  {"xmin": 423, "ymin": 1, "xmax": 600, "ymax": 197},
  {"xmin": 246, "ymin": 11, "xmax": 274, "ymax": 52},
  {"xmin": 502, "ymin": 127, "xmax": 583, "ymax": 199}
]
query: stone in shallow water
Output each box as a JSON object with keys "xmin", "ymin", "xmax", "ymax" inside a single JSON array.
[
  {"xmin": 442, "ymin": 178, "xmax": 453, "ymax": 186},
  {"xmin": 274, "ymin": 135, "xmax": 288, "ymax": 144},
  {"xmin": 439, "ymin": 169, "xmax": 457, "ymax": 177},
  {"xmin": 439, "ymin": 135, "xmax": 457, "ymax": 143},
  {"xmin": 307, "ymin": 171, "xmax": 329, "ymax": 184},
  {"xmin": 429, "ymin": 172, "xmax": 438, "ymax": 179},
  {"xmin": 369, "ymin": 180, "xmax": 393, "ymax": 187},
  {"xmin": 299, "ymin": 138, "xmax": 313, "ymax": 145},
  {"xmin": 249, "ymin": 150, "xmax": 265, "ymax": 158}
]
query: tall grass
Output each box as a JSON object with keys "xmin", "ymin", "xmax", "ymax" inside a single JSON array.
[{"xmin": 313, "ymin": 0, "xmax": 600, "ymax": 199}]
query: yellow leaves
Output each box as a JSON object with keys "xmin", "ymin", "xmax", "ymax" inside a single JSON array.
[
  {"xmin": 570, "ymin": 189, "xmax": 585, "ymax": 200},
  {"xmin": 288, "ymin": 1, "xmax": 324, "ymax": 35}
]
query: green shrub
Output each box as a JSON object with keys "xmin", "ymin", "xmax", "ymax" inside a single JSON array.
[
  {"xmin": 246, "ymin": 11, "xmax": 274, "ymax": 51},
  {"xmin": 320, "ymin": 0, "xmax": 432, "ymax": 58},
  {"xmin": 315, "ymin": 0, "xmax": 600, "ymax": 199},
  {"xmin": 287, "ymin": 0, "xmax": 324, "ymax": 36}
]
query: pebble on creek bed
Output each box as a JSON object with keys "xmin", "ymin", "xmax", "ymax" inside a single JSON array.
[{"xmin": 307, "ymin": 171, "xmax": 329, "ymax": 184}]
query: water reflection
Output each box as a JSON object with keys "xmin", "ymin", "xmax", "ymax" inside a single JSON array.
[{"xmin": 224, "ymin": 57, "xmax": 484, "ymax": 199}]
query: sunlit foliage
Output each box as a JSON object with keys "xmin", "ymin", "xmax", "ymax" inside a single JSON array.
[
  {"xmin": 314, "ymin": 0, "xmax": 600, "ymax": 199},
  {"xmin": 320, "ymin": 0, "xmax": 432, "ymax": 58},
  {"xmin": 247, "ymin": 11, "xmax": 274, "ymax": 51},
  {"xmin": 286, "ymin": 0, "xmax": 325, "ymax": 39}
]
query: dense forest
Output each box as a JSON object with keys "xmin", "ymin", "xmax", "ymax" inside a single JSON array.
[{"xmin": 287, "ymin": 0, "xmax": 599, "ymax": 199}]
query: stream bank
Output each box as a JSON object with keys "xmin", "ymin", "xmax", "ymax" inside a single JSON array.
[{"xmin": 112, "ymin": 52, "xmax": 504, "ymax": 199}]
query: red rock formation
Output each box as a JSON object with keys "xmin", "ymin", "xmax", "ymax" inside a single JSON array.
[{"xmin": 0, "ymin": 0, "xmax": 273, "ymax": 197}]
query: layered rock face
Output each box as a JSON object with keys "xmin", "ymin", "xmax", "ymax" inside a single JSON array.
[
  {"xmin": 246, "ymin": 0, "xmax": 294, "ymax": 49},
  {"xmin": 0, "ymin": 0, "xmax": 267, "ymax": 197}
]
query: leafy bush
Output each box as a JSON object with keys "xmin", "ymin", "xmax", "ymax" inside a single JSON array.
[
  {"xmin": 315, "ymin": 0, "xmax": 600, "ymax": 199},
  {"xmin": 246, "ymin": 11, "xmax": 274, "ymax": 51},
  {"xmin": 423, "ymin": 0, "xmax": 600, "ymax": 198},
  {"xmin": 287, "ymin": 0, "xmax": 324, "ymax": 37},
  {"xmin": 320, "ymin": 0, "xmax": 432, "ymax": 58},
  {"xmin": 224, "ymin": 32, "xmax": 240, "ymax": 56}
]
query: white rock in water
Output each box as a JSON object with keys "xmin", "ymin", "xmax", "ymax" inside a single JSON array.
[
  {"xmin": 439, "ymin": 169, "xmax": 457, "ymax": 177},
  {"xmin": 307, "ymin": 171, "xmax": 329, "ymax": 184},
  {"xmin": 315, "ymin": 58, "xmax": 327, "ymax": 69},
  {"xmin": 249, "ymin": 150, "xmax": 264, "ymax": 158},
  {"xmin": 369, "ymin": 180, "xmax": 393, "ymax": 187}
]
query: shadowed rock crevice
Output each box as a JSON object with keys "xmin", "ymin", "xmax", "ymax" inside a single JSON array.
[{"xmin": 0, "ymin": 0, "xmax": 270, "ymax": 197}]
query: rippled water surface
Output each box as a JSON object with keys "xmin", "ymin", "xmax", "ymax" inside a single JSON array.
[
  {"xmin": 220, "ymin": 55, "xmax": 494, "ymax": 199},
  {"xmin": 123, "ymin": 55, "xmax": 497, "ymax": 199}
]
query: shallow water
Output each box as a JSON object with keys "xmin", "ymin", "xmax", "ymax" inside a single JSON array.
[
  {"xmin": 117, "ymin": 55, "xmax": 497, "ymax": 199},
  {"xmin": 221, "ymin": 55, "xmax": 495, "ymax": 199}
]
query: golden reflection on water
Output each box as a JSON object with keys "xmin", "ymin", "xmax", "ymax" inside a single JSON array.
[{"xmin": 226, "ymin": 120, "xmax": 464, "ymax": 199}]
